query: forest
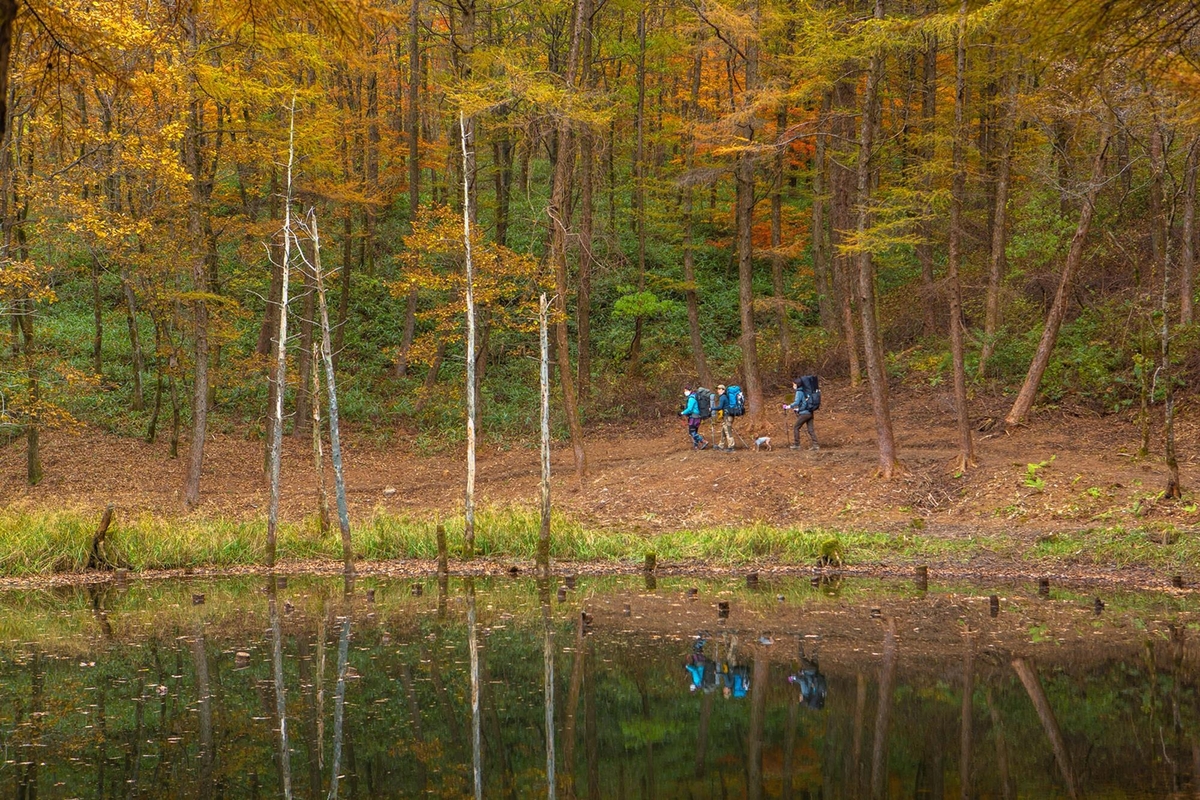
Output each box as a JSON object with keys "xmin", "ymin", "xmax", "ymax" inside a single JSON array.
[{"xmin": 0, "ymin": 0, "xmax": 1197, "ymax": 507}]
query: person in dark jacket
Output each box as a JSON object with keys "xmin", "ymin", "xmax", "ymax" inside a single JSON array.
[
  {"xmin": 782, "ymin": 378, "xmax": 819, "ymax": 451},
  {"xmin": 680, "ymin": 386, "xmax": 708, "ymax": 450}
]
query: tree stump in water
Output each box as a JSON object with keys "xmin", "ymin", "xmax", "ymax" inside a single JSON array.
[{"xmin": 86, "ymin": 505, "xmax": 115, "ymax": 570}]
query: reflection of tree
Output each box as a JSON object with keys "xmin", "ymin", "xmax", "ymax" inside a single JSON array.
[
  {"xmin": 268, "ymin": 590, "xmax": 293, "ymax": 800},
  {"xmin": 327, "ymin": 614, "xmax": 351, "ymax": 799},
  {"xmin": 193, "ymin": 621, "xmax": 215, "ymax": 800},
  {"xmin": 1012, "ymin": 657, "xmax": 1079, "ymax": 800},
  {"xmin": 870, "ymin": 618, "xmax": 897, "ymax": 800},
  {"xmin": 746, "ymin": 654, "xmax": 769, "ymax": 800}
]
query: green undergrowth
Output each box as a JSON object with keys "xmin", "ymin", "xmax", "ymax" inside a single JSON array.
[{"xmin": 0, "ymin": 506, "xmax": 1197, "ymax": 577}]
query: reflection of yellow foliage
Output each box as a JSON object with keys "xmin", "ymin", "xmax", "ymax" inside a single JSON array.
[{"xmin": 391, "ymin": 204, "xmax": 549, "ymax": 366}]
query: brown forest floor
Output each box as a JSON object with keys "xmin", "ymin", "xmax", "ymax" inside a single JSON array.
[{"xmin": 3, "ymin": 378, "xmax": 1200, "ymax": 540}]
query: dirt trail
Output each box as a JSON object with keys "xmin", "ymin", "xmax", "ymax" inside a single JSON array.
[{"xmin": 2, "ymin": 379, "xmax": 1198, "ymax": 540}]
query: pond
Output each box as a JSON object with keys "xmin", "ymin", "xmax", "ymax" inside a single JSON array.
[{"xmin": 0, "ymin": 571, "xmax": 1196, "ymax": 798}]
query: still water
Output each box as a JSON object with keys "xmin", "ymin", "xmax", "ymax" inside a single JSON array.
[{"xmin": 0, "ymin": 572, "xmax": 1196, "ymax": 798}]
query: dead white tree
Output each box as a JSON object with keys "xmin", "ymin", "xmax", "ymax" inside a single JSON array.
[
  {"xmin": 537, "ymin": 293, "xmax": 551, "ymax": 574},
  {"xmin": 460, "ymin": 110, "xmax": 478, "ymax": 559},
  {"xmin": 266, "ymin": 99, "xmax": 296, "ymax": 569},
  {"xmin": 295, "ymin": 210, "xmax": 353, "ymax": 573}
]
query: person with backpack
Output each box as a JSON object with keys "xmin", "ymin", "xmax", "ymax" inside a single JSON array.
[
  {"xmin": 714, "ymin": 384, "xmax": 738, "ymax": 451},
  {"xmin": 782, "ymin": 376, "xmax": 820, "ymax": 451},
  {"xmin": 680, "ymin": 386, "xmax": 710, "ymax": 450}
]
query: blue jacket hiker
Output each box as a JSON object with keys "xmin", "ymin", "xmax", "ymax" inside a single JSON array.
[
  {"xmin": 782, "ymin": 379, "xmax": 819, "ymax": 451},
  {"xmin": 680, "ymin": 387, "xmax": 708, "ymax": 450}
]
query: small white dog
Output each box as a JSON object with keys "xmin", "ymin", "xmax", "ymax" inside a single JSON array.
[{"xmin": 754, "ymin": 436, "xmax": 773, "ymax": 452}]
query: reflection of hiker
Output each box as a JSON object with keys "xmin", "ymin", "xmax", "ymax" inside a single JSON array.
[
  {"xmin": 787, "ymin": 645, "xmax": 827, "ymax": 710},
  {"xmin": 680, "ymin": 386, "xmax": 709, "ymax": 450},
  {"xmin": 782, "ymin": 377, "xmax": 820, "ymax": 451},
  {"xmin": 684, "ymin": 637, "xmax": 719, "ymax": 692},
  {"xmin": 716, "ymin": 633, "xmax": 751, "ymax": 699}
]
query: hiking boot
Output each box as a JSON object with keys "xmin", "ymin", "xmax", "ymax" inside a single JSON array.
[
  {"xmin": 789, "ymin": 445, "xmax": 802, "ymax": 450},
  {"xmin": 810, "ymin": 444, "xmax": 820, "ymax": 451},
  {"xmin": 714, "ymin": 445, "xmax": 727, "ymax": 451}
]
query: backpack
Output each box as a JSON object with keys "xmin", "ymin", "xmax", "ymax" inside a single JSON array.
[
  {"xmin": 798, "ymin": 375, "xmax": 821, "ymax": 412},
  {"xmin": 726, "ymin": 385, "xmax": 745, "ymax": 417},
  {"xmin": 694, "ymin": 387, "xmax": 713, "ymax": 420}
]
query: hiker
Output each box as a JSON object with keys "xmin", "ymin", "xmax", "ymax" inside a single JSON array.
[
  {"xmin": 680, "ymin": 386, "xmax": 709, "ymax": 450},
  {"xmin": 782, "ymin": 377, "xmax": 820, "ymax": 451},
  {"xmin": 714, "ymin": 384, "xmax": 736, "ymax": 451}
]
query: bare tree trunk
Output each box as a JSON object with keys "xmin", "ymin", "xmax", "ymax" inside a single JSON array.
[
  {"xmin": 830, "ymin": 76, "xmax": 861, "ymax": 385},
  {"xmin": 266, "ymin": 105, "xmax": 296, "ymax": 570},
  {"xmin": 1158, "ymin": 128, "xmax": 1183, "ymax": 499},
  {"xmin": 1012, "ymin": 658, "xmax": 1079, "ymax": 800},
  {"xmin": 1004, "ymin": 128, "xmax": 1110, "ymax": 428},
  {"xmin": 307, "ymin": 212, "xmax": 354, "ymax": 574},
  {"xmin": 856, "ymin": 0, "xmax": 899, "ymax": 479},
  {"xmin": 294, "ymin": 267, "xmax": 313, "ymax": 437},
  {"xmin": 546, "ymin": 0, "xmax": 589, "ymax": 481},
  {"xmin": 1181, "ymin": 135, "xmax": 1199, "ymax": 326},
  {"xmin": 311, "ymin": 339, "xmax": 330, "ymax": 535},
  {"xmin": 979, "ymin": 74, "xmax": 1018, "ymax": 377},
  {"xmin": 538, "ymin": 294, "xmax": 552, "ymax": 574},
  {"xmin": 460, "ymin": 112, "xmax": 479, "ymax": 558},
  {"xmin": 682, "ymin": 44, "xmax": 712, "ymax": 387},
  {"xmin": 947, "ymin": 0, "xmax": 974, "ymax": 471}
]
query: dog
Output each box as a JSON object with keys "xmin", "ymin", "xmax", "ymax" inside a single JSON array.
[{"xmin": 754, "ymin": 436, "xmax": 773, "ymax": 452}]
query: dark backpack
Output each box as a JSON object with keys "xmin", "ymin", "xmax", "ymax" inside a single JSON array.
[
  {"xmin": 726, "ymin": 385, "xmax": 745, "ymax": 417},
  {"xmin": 798, "ymin": 375, "xmax": 821, "ymax": 412},
  {"xmin": 694, "ymin": 387, "xmax": 713, "ymax": 420}
]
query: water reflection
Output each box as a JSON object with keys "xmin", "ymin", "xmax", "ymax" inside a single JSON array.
[{"xmin": 0, "ymin": 575, "xmax": 1197, "ymax": 798}]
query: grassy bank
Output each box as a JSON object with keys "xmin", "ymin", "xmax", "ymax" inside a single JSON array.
[{"xmin": 1, "ymin": 506, "xmax": 1199, "ymax": 578}]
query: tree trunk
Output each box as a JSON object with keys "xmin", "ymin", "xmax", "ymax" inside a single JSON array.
[
  {"xmin": 294, "ymin": 265, "xmax": 314, "ymax": 437},
  {"xmin": 1004, "ymin": 129, "xmax": 1110, "ymax": 428},
  {"xmin": 19, "ymin": 297, "xmax": 42, "ymax": 485},
  {"xmin": 916, "ymin": 30, "xmax": 938, "ymax": 339},
  {"xmin": 772, "ymin": 104, "xmax": 791, "ymax": 372},
  {"xmin": 628, "ymin": 9, "xmax": 648, "ymax": 371},
  {"xmin": 947, "ymin": 0, "xmax": 974, "ymax": 471},
  {"xmin": 538, "ymin": 295, "xmax": 552, "ymax": 573},
  {"xmin": 682, "ymin": 44, "xmax": 712, "ymax": 387},
  {"xmin": 979, "ymin": 74, "xmax": 1018, "ymax": 377},
  {"xmin": 182, "ymin": 38, "xmax": 211, "ymax": 508},
  {"xmin": 576, "ymin": 0, "xmax": 595, "ymax": 402},
  {"xmin": 546, "ymin": 0, "xmax": 589, "ymax": 481},
  {"xmin": 91, "ymin": 256, "xmax": 104, "ymax": 377},
  {"xmin": 122, "ymin": 274, "xmax": 144, "ymax": 411},
  {"xmin": 856, "ymin": 0, "xmax": 900, "ymax": 479},
  {"xmin": 812, "ymin": 92, "xmax": 835, "ymax": 332},
  {"xmin": 1180, "ymin": 135, "xmax": 1199, "ymax": 326},
  {"xmin": 460, "ymin": 112, "xmax": 479, "ymax": 559},
  {"xmin": 830, "ymin": 75, "xmax": 861, "ymax": 384},
  {"xmin": 735, "ymin": 29, "xmax": 764, "ymax": 415},
  {"xmin": 408, "ymin": 0, "xmax": 420, "ymax": 220}
]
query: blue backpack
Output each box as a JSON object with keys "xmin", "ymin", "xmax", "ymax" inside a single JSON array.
[{"xmin": 726, "ymin": 385, "xmax": 745, "ymax": 417}]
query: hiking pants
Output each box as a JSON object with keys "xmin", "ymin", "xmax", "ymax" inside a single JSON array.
[
  {"xmin": 793, "ymin": 412, "xmax": 818, "ymax": 447},
  {"xmin": 720, "ymin": 415, "xmax": 735, "ymax": 449},
  {"xmin": 688, "ymin": 418, "xmax": 705, "ymax": 446}
]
